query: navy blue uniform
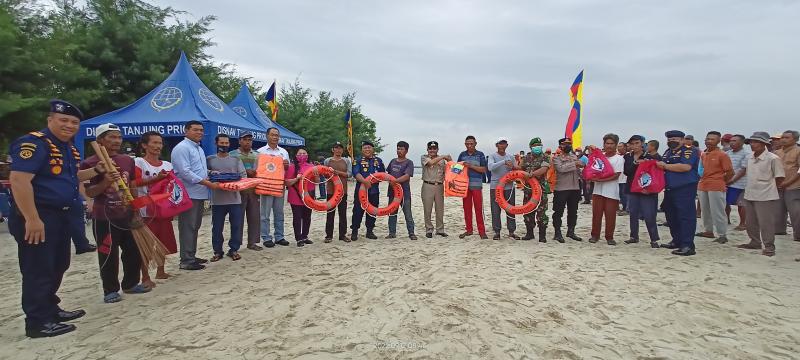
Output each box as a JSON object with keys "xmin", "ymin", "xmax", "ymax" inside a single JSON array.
[
  {"xmin": 8, "ymin": 128, "xmax": 81, "ymax": 330},
  {"xmin": 662, "ymin": 145, "xmax": 700, "ymax": 250},
  {"xmin": 350, "ymin": 156, "xmax": 385, "ymax": 233}
]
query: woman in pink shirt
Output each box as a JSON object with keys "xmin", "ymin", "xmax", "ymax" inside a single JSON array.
[{"xmin": 286, "ymin": 148, "xmax": 315, "ymax": 247}]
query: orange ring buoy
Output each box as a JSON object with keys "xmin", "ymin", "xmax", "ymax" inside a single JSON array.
[
  {"xmin": 358, "ymin": 172, "xmax": 403, "ymax": 217},
  {"xmin": 495, "ymin": 170, "xmax": 542, "ymax": 215},
  {"xmin": 301, "ymin": 166, "xmax": 344, "ymax": 212}
]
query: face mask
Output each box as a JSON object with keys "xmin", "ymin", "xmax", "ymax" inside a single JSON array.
[
  {"xmin": 667, "ymin": 141, "xmax": 681, "ymax": 150},
  {"xmin": 531, "ymin": 146, "xmax": 543, "ymax": 155},
  {"xmin": 217, "ymin": 146, "xmax": 229, "ymax": 153},
  {"xmin": 297, "ymin": 154, "xmax": 309, "ymax": 163}
]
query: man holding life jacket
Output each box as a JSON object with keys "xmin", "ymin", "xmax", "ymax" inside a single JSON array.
[
  {"xmin": 256, "ymin": 127, "xmax": 291, "ymax": 248},
  {"xmin": 229, "ymin": 131, "xmax": 262, "ymax": 251},
  {"xmin": 520, "ymin": 137, "xmax": 550, "ymax": 241},
  {"xmin": 421, "ymin": 141, "xmax": 450, "ymax": 238},
  {"xmin": 351, "ymin": 140, "xmax": 386, "ymax": 240},
  {"xmin": 551, "ymin": 137, "xmax": 584, "ymax": 242}
]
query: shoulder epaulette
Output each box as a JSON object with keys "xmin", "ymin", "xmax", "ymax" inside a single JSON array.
[{"xmin": 29, "ymin": 131, "xmax": 45, "ymax": 138}]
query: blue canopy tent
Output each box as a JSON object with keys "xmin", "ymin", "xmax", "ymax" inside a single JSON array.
[
  {"xmin": 228, "ymin": 83, "xmax": 305, "ymax": 147},
  {"xmin": 77, "ymin": 52, "xmax": 268, "ymax": 157}
]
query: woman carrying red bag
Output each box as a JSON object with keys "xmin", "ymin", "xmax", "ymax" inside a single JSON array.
[
  {"xmin": 623, "ymin": 135, "xmax": 661, "ymax": 248},
  {"xmin": 133, "ymin": 131, "xmax": 177, "ymax": 287}
]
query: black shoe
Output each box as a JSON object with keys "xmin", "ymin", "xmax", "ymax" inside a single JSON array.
[
  {"xmin": 26, "ymin": 322, "xmax": 76, "ymax": 338},
  {"xmin": 607, "ymin": 240, "xmax": 617, "ymax": 246},
  {"xmin": 296, "ymin": 241, "xmax": 305, "ymax": 247},
  {"xmin": 567, "ymin": 233, "xmax": 583, "ymax": 241},
  {"xmin": 660, "ymin": 242, "xmax": 678, "ymax": 249},
  {"xmin": 493, "ymin": 233, "xmax": 501, "ymax": 240},
  {"xmin": 672, "ymin": 247, "xmax": 696, "ymax": 256},
  {"xmin": 650, "ymin": 242, "xmax": 660, "ymax": 248},
  {"xmin": 553, "ymin": 233, "xmax": 565, "ymax": 243},
  {"xmin": 303, "ymin": 239, "xmax": 314, "ymax": 245},
  {"xmin": 366, "ymin": 232, "xmax": 378, "ymax": 240},
  {"xmin": 276, "ymin": 239, "xmax": 290, "ymax": 246},
  {"xmin": 55, "ymin": 309, "xmax": 86, "ymax": 322},
  {"xmin": 75, "ymin": 244, "xmax": 97, "ymax": 254},
  {"xmin": 624, "ymin": 238, "xmax": 639, "ymax": 244},
  {"xmin": 588, "ymin": 237, "xmax": 599, "ymax": 243},
  {"xmin": 426, "ymin": 232, "xmax": 433, "ymax": 238},
  {"xmin": 263, "ymin": 240, "xmax": 276, "ymax": 248},
  {"xmin": 195, "ymin": 257, "xmax": 209, "ymax": 264},
  {"xmin": 179, "ymin": 263, "xmax": 205, "ymax": 270},
  {"xmin": 436, "ymin": 232, "xmax": 449, "ymax": 237},
  {"xmin": 350, "ymin": 232, "xmax": 359, "ymax": 241},
  {"xmin": 522, "ymin": 233, "xmax": 535, "ymax": 240},
  {"xmin": 386, "ymin": 233, "xmax": 397, "ymax": 239}
]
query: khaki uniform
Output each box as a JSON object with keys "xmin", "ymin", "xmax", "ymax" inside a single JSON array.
[
  {"xmin": 520, "ymin": 153, "xmax": 550, "ymax": 236},
  {"xmin": 420, "ymin": 155, "xmax": 446, "ymax": 233}
]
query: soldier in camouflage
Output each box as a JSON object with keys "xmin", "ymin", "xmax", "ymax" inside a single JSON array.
[{"xmin": 520, "ymin": 137, "xmax": 551, "ymax": 241}]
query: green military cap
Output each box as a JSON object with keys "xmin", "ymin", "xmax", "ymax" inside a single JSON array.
[{"xmin": 529, "ymin": 137, "xmax": 542, "ymax": 146}]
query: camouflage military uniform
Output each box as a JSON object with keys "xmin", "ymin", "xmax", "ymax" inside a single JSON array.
[{"xmin": 520, "ymin": 152, "xmax": 550, "ymax": 239}]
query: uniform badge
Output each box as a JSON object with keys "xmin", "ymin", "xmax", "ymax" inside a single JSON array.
[
  {"xmin": 52, "ymin": 165, "xmax": 62, "ymax": 175},
  {"xmin": 19, "ymin": 149, "xmax": 33, "ymax": 159}
]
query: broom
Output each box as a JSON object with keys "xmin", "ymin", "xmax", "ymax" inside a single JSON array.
[{"xmin": 91, "ymin": 141, "xmax": 168, "ymax": 270}]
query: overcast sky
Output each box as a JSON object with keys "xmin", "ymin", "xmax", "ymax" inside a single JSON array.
[{"xmin": 154, "ymin": 0, "xmax": 798, "ymax": 160}]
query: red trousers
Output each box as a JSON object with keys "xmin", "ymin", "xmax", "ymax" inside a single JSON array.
[
  {"xmin": 591, "ymin": 195, "xmax": 619, "ymax": 240},
  {"xmin": 462, "ymin": 189, "xmax": 486, "ymax": 235}
]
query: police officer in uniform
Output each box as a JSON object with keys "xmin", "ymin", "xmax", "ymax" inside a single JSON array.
[
  {"xmin": 350, "ymin": 140, "xmax": 386, "ymax": 241},
  {"xmin": 657, "ymin": 130, "xmax": 700, "ymax": 256},
  {"xmin": 8, "ymin": 100, "xmax": 113, "ymax": 337}
]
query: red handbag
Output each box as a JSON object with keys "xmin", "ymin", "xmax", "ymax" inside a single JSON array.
[
  {"xmin": 630, "ymin": 160, "xmax": 665, "ymax": 194},
  {"xmin": 148, "ymin": 171, "xmax": 193, "ymax": 219},
  {"xmin": 582, "ymin": 148, "xmax": 614, "ymax": 181}
]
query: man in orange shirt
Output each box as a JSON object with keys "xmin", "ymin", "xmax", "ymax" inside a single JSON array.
[
  {"xmin": 775, "ymin": 130, "xmax": 800, "ymax": 240},
  {"xmin": 696, "ymin": 131, "xmax": 734, "ymax": 243}
]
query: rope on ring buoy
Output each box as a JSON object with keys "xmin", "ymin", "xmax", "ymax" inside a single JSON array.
[
  {"xmin": 299, "ymin": 165, "xmax": 344, "ymax": 212},
  {"xmin": 495, "ymin": 170, "xmax": 542, "ymax": 215},
  {"xmin": 358, "ymin": 172, "xmax": 403, "ymax": 217}
]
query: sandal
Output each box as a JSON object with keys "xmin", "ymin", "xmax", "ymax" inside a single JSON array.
[
  {"xmin": 122, "ymin": 284, "xmax": 152, "ymax": 294},
  {"xmin": 103, "ymin": 292, "xmax": 122, "ymax": 303},
  {"xmin": 324, "ymin": 237, "xmax": 333, "ymax": 243},
  {"xmin": 227, "ymin": 252, "xmax": 242, "ymax": 261},
  {"xmin": 210, "ymin": 254, "xmax": 224, "ymax": 262}
]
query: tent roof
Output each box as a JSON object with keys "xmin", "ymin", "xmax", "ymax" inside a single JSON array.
[
  {"xmin": 228, "ymin": 83, "xmax": 305, "ymax": 147},
  {"xmin": 79, "ymin": 52, "xmax": 267, "ymax": 144}
]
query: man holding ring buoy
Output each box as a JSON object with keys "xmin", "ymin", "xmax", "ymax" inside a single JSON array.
[
  {"xmin": 351, "ymin": 140, "xmax": 385, "ymax": 240},
  {"xmin": 520, "ymin": 137, "xmax": 551, "ymax": 241}
]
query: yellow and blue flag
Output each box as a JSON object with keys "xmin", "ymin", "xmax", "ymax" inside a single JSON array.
[
  {"xmin": 565, "ymin": 70, "xmax": 584, "ymax": 148},
  {"xmin": 345, "ymin": 108, "xmax": 354, "ymax": 157},
  {"xmin": 265, "ymin": 81, "xmax": 278, "ymax": 121}
]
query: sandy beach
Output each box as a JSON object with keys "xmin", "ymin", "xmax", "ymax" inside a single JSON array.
[{"xmin": 0, "ymin": 177, "xmax": 799, "ymax": 359}]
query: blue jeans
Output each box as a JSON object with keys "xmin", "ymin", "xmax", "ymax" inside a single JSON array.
[
  {"xmin": 259, "ymin": 194, "xmax": 285, "ymax": 242},
  {"xmin": 211, "ymin": 204, "xmax": 243, "ymax": 255},
  {"xmin": 628, "ymin": 193, "xmax": 660, "ymax": 241},
  {"xmin": 388, "ymin": 188, "xmax": 415, "ymax": 235},
  {"xmin": 619, "ymin": 183, "xmax": 629, "ymax": 211}
]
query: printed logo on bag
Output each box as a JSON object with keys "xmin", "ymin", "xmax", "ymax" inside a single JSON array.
[
  {"xmin": 591, "ymin": 158, "xmax": 605, "ymax": 172},
  {"xmin": 266, "ymin": 162, "xmax": 277, "ymax": 172},
  {"xmin": 451, "ymin": 163, "xmax": 464, "ymax": 174},
  {"xmin": 638, "ymin": 173, "xmax": 652, "ymax": 188},
  {"xmin": 168, "ymin": 179, "xmax": 184, "ymax": 205}
]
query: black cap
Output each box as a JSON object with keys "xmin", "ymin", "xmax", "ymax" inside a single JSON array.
[
  {"xmin": 427, "ymin": 140, "xmax": 439, "ymax": 149},
  {"xmin": 558, "ymin": 137, "xmax": 572, "ymax": 145},
  {"xmin": 332, "ymin": 141, "xmax": 344, "ymax": 148},
  {"xmin": 50, "ymin": 99, "xmax": 84, "ymax": 120},
  {"xmin": 361, "ymin": 140, "xmax": 375, "ymax": 147},
  {"xmin": 627, "ymin": 135, "xmax": 645, "ymax": 143},
  {"xmin": 239, "ymin": 131, "xmax": 253, "ymax": 139},
  {"xmin": 665, "ymin": 130, "xmax": 685, "ymax": 138}
]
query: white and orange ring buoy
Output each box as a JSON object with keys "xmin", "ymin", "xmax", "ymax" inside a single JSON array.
[
  {"xmin": 358, "ymin": 172, "xmax": 403, "ymax": 217},
  {"xmin": 495, "ymin": 170, "xmax": 543, "ymax": 215},
  {"xmin": 301, "ymin": 166, "xmax": 344, "ymax": 212}
]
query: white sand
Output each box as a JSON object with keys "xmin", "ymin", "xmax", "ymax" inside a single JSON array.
[{"xmin": 1, "ymin": 178, "xmax": 799, "ymax": 359}]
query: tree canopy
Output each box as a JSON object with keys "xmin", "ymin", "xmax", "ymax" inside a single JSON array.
[{"xmin": 0, "ymin": 0, "xmax": 381, "ymax": 155}]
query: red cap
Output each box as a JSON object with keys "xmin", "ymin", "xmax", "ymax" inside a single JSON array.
[{"xmin": 722, "ymin": 133, "xmax": 733, "ymax": 141}]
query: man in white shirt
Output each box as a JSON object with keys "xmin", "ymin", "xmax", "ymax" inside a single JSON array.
[
  {"xmin": 737, "ymin": 132, "xmax": 785, "ymax": 257},
  {"xmin": 256, "ymin": 127, "xmax": 290, "ymax": 247}
]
